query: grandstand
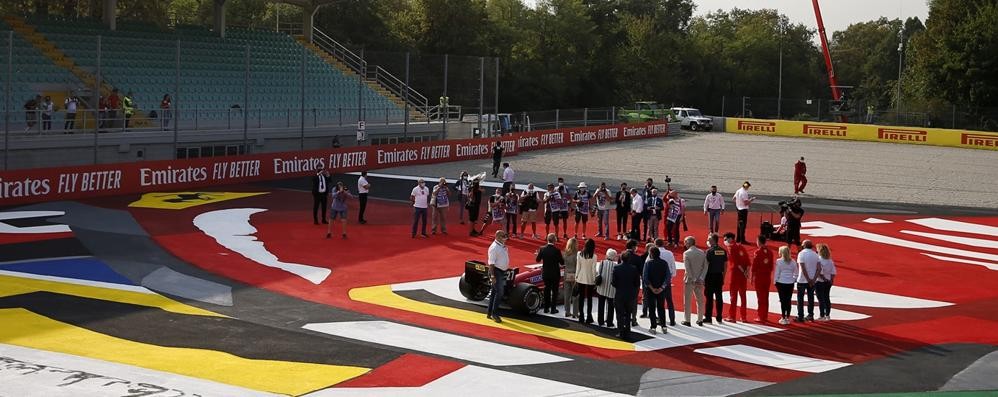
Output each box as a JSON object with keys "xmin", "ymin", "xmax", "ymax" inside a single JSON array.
[{"xmin": 1, "ymin": 14, "xmax": 415, "ymax": 130}]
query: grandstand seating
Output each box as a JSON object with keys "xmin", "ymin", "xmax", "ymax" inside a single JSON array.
[
  {"xmin": 8, "ymin": 15, "xmax": 403, "ymax": 126},
  {"xmin": 0, "ymin": 19, "xmax": 84, "ymax": 121}
]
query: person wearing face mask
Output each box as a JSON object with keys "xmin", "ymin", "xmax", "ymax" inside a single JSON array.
[
  {"xmin": 641, "ymin": 178, "xmax": 655, "ymax": 239},
  {"xmin": 573, "ymin": 182, "xmax": 592, "ymax": 239},
  {"xmin": 644, "ymin": 188, "xmax": 663, "ymax": 242},
  {"xmin": 430, "ymin": 177, "xmax": 451, "ymax": 235},
  {"xmin": 410, "ymin": 178, "xmax": 430, "ymax": 238},
  {"xmin": 723, "ymin": 232, "xmax": 750, "ymax": 323},
  {"xmin": 733, "ymin": 181, "xmax": 756, "ymax": 244},
  {"xmin": 520, "ymin": 183, "xmax": 541, "ymax": 239},
  {"xmin": 629, "ymin": 188, "xmax": 644, "ymax": 240},
  {"xmin": 593, "ymin": 182, "xmax": 612, "ymax": 240}
]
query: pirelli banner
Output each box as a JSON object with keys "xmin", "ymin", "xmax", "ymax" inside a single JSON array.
[
  {"xmin": 726, "ymin": 118, "xmax": 998, "ymax": 151},
  {"xmin": 0, "ymin": 121, "xmax": 668, "ymax": 206}
]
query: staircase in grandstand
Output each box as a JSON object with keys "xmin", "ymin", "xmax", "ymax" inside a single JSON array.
[{"xmin": 282, "ymin": 22, "xmax": 429, "ymax": 122}]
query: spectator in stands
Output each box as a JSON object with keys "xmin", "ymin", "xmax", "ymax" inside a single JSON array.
[
  {"xmin": 123, "ymin": 91, "xmax": 135, "ymax": 130},
  {"xmin": 160, "ymin": 94, "xmax": 172, "ymax": 130},
  {"xmin": 23, "ymin": 95, "xmax": 40, "ymax": 132},
  {"xmin": 98, "ymin": 95, "xmax": 109, "ymax": 129},
  {"xmin": 64, "ymin": 94, "xmax": 78, "ymax": 132},
  {"xmin": 41, "ymin": 96, "xmax": 54, "ymax": 131},
  {"xmin": 108, "ymin": 89, "xmax": 121, "ymax": 129}
]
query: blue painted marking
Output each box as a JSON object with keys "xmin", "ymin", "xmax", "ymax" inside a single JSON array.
[{"xmin": 0, "ymin": 257, "xmax": 135, "ymax": 285}]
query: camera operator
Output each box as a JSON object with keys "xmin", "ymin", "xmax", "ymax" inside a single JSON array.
[{"xmin": 785, "ymin": 197, "xmax": 804, "ymax": 248}]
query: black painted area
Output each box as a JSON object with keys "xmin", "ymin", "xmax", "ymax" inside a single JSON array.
[
  {"xmin": 0, "ymin": 291, "xmax": 402, "ymax": 368},
  {"xmin": 739, "ymin": 343, "xmax": 998, "ymax": 396},
  {"xmin": 0, "ymin": 238, "xmax": 90, "ymax": 262},
  {"xmin": 396, "ymin": 289, "xmax": 653, "ymax": 342}
]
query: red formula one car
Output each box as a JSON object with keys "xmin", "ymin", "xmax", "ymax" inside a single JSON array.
[{"xmin": 458, "ymin": 261, "xmax": 564, "ymax": 314}]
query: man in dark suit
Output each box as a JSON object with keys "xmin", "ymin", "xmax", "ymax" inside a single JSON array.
[
  {"xmin": 312, "ymin": 169, "xmax": 332, "ymax": 225},
  {"xmin": 612, "ymin": 249, "xmax": 641, "ymax": 340},
  {"xmin": 491, "ymin": 140, "xmax": 504, "ymax": 178},
  {"xmin": 535, "ymin": 233, "xmax": 564, "ymax": 314},
  {"xmin": 643, "ymin": 247, "xmax": 671, "ymax": 334}
]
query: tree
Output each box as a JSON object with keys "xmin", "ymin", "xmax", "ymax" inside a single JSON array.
[{"xmin": 907, "ymin": 0, "xmax": 998, "ymax": 111}]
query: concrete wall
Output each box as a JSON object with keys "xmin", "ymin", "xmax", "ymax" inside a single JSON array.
[{"xmin": 2, "ymin": 123, "xmax": 441, "ymax": 170}]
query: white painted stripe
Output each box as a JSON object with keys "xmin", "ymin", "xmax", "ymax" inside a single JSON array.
[
  {"xmin": 0, "ymin": 211, "xmax": 72, "ymax": 234},
  {"xmin": 392, "ymin": 276, "xmax": 785, "ymax": 351},
  {"xmin": 901, "ymin": 230, "xmax": 998, "ymax": 249},
  {"xmin": 304, "ymin": 364, "xmax": 628, "ymax": 397},
  {"xmin": 922, "ymin": 253, "xmax": 998, "ymax": 271},
  {"xmin": 863, "ymin": 217, "xmax": 893, "ymax": 224},
  {"xmin": 907, "ymin": 217, "xmax": 998, "ymax": 237},
  {"xmin": 0, "ymin": 269, "xmax": 152, "ymax": 294},
  {"xmin": 303, "ymin": 321, "xmax": 569, "ymax": 366},
  {"xmin": 695, "ymin": 345, "xmax": 850, "ymax": 373},
  {"xmin": 193, "ymin": 208, "xmax": 331, "ymax": 285},
  {"xmin": 0, "ymin": 343, "xmax": 277, "ymax": 397},
  {"xmin": 801, "ymin": 221, "xmax": 998, "ymax": 265},
  {"xmin": 751, "ymin": 200, "xmax": 915, "ymax": 214}
]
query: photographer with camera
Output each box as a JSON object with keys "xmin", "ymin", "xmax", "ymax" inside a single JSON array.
[{"xmin": 785, "ymin": 197, "xmax": 804, "ymax": 248}]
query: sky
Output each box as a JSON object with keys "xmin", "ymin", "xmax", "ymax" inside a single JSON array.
[{"xmin": 521, "ymin": 0, "xmax": 931, "ymax": 36}]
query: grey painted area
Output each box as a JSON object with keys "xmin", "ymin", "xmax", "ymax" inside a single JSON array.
[
  {"xmin": 637, "ymin": 368, "xmax": 771, "ymax": 397},
  {"xmin": 141, "ymin": 266, "xmax": 234, "ymax": 306},
  {"xmin": 18, "ymin": 201, "xmax": 149, "ymax": 236},
  {"xmin": 940, "ymin": 350, "xmax": 998, "ymax": 391}
]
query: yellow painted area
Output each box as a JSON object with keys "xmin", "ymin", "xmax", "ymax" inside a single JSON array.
[
  {"xmin": 0, "ymin": 308, "xmax": 369, "ymax": 395},
  {"xmin": 0, "ymin": 275, "xmax": 222, "ymax": 318},
  {"xmin": 725, "ymin": 117, "xmax": 998, "ymax": 151},
  {"xmin": 128, "ymin": 192, "xmax": 268, "ymax": 210},
  {"xmin": 350, "ymin": 285, "xmax": 636, "ymax": 351}
]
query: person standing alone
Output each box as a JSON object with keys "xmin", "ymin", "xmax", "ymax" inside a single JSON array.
[
  {"xmin": 733, "ymin": 181, "xmax": 755, "ymax": 244},
  {"xmin": 794, "ymin": 157, "xmax": 807, "ymax": 195},
  {"xmin": 486, "ymin": 230, "xmax": 510, "ymax": 323},
  {"xmin": 357, "ymin": 171, "xmax": 370, "ymax": 224},
  {"xmin": 491, "ymin": 141, "xmax": 504, "ymax": 178},
  {"xmin": 64, "ymin": 94, "xmax": 78, "ymax": 131},
  {"xmin": 311, "ymin": 169, "xmax": 331, "ymax": 225},
  {"xmin": 410, "ymin": 178, "xmax": 430, "ymax": 238},
  {"xmin": 704, "ymin": 185, "xmax": 724, "ymax": 234}
]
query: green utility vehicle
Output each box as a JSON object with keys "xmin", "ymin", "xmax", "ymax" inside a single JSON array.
[{"xmin": 618, "ymin": 101, "xmax": 674, "ymax": 123}]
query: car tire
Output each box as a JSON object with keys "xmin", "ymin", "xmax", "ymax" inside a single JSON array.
[
  {"xmin": 690, "ymin": 122, "xmax": 700, "ymax": 131},
  {"xmin": 508, "ymin": 282, "xmax": 542, "ymax": 314},
  {"xmin": 459, "ymin": 273, "xmax": 490, "ymax": 301}
]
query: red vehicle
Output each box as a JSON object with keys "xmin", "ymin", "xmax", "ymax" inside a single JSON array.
[{"xmin": 458, "ymin": 260, "xmax": 564, "ymax": 314}]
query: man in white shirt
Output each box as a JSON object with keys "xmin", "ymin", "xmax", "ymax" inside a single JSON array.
[
  {"xmin": 733, "ymin": 181, "xmax": 755, "ymax": 244},
  {"xmin": 64, "ymin": 95, "xmax": 78, "ymax": 131},
  {"xmin": 501, "ymin": 163, "xmax": 514, "ymax": 194},
  {"xmin": 410, "ymin": 178, "xmax": 430, "ymax": 238},
  {"xmin": 629, "ymin": 188, "xmax": 644, "ymax": 240},
  {"xmin": 795, "ymin": 240, "xmax": 820, "ymax": 322},
  {"xmin": 357, "ymin": 171, "xmax": 370, "ymax": 224},
  {"xmin": 703, "ymin": 185, "xmax": 725, "ymax": 233},
  {"xmin": 487, "ymin": 230, "xmax": 510, "ymax": 323}
]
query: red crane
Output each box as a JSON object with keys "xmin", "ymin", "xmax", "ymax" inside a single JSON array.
[{"xmin": 812, "ymin": 0, "xmax": 842, "ymax": 101}]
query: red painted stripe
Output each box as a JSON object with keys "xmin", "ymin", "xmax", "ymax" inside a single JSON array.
[{"xmin": 335, "ymin": 353, "xmax": 465, "ymax": 388}]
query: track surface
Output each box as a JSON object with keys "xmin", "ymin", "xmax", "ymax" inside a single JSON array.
[{"xmin": 1, "ymin": 132, "xmax": 996, "ymax": 396}]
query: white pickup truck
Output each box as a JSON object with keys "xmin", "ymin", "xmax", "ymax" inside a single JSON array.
[{"xmin": 670, "ymin": 107, "xmax": 713, "ymax": 131}]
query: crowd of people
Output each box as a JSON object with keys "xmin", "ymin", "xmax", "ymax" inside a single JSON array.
[
  {"xmin": 308, "ymin": 151, "xmax": 830, "ymax": 339},
  {"xmin": 21, "ymin": 88, "xmax": 167, "ymax": 133}
]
